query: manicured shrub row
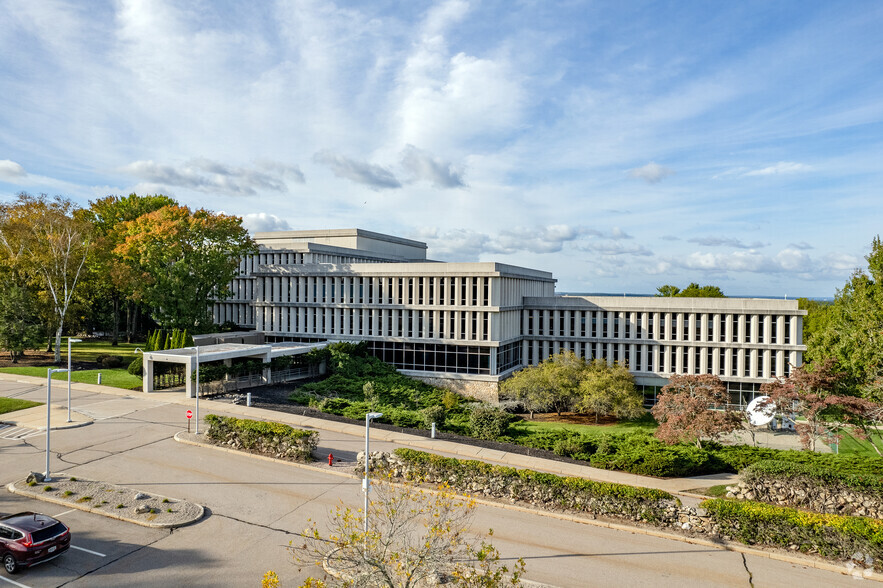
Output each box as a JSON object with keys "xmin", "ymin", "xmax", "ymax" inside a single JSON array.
[
  {"xmin": 743, "ymin": 459, "xmax": 883, "ymax": 491},
  {"xmin": 388, "ymin": 448, "xmax": 677, "ymax": 523},
  {"xmin": 204, "ymin": 414, "xmax": 318, "ymax": 461},
  {"xmin": 702, "ymin": 498, "xmax": 883, "ymax": 569},
  {"xmin": 505, "ymin": 428, "xmax": 883, "ymax": 478}
]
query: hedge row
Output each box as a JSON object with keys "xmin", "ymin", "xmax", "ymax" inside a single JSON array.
[
  {"xmin": 702, "ymin": 498, "xmax": 883, "ymax": 569},
  {"xmin": 389, "ymin": 448, "xmax": 677, "ymax": 524},
  {"xmin": 742, "ymin": 459, "xmax": 883, "ymax": 492},
  {"xmin": 506, "ymin": 428, "xmax": 883, "ymax": 479},
  {"xmin": 204, "ymin": 414, "xmax": 318, "ymax": 461}
]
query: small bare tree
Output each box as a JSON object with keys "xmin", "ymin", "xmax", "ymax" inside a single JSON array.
[{"xmin": 290, "ymin": 477, "xmax": 525, "ymax": 587}]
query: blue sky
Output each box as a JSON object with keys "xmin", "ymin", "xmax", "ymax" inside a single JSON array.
[{"xmin": 1, "ymin": 1, "xmax": 881, "ymax": 298}]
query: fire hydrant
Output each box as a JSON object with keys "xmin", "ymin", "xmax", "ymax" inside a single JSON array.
[{"xmin": 328, "ymin": 453, "xmax": 334, "ymax": 467}]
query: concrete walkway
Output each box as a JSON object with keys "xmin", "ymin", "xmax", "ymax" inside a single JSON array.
[
  {"xmin": 0, "ymin": 373, "xmax": 736, "ymax": 499},
  {"xmin": 0, "ymin": 403, "xmax": 93, "ymax": 431}
]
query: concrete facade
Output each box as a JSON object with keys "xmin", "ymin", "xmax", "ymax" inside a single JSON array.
[{"xmin": 213, "ymin": 229, "xmax": 806, "ymax": 403}]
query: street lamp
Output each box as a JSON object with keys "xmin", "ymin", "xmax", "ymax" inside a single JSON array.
[
  {"xmin": 363, "ymin": 411, "xmax": 383, "ymax": 534},
  {"xmin": 67, "ymin": 338, "xmax": 82, "ymax": 423},
  {"xmin": 193, "ymin": 346, "xmax": 200, "ymax": 435},
  {"xmin": 45, "ymin": 368, "xmax": 69, "ymax": 482}
]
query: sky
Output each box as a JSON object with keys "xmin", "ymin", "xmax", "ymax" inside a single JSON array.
[{"xmin": 1, "ymin": 0, "xmax": 881, "ymax": 298}]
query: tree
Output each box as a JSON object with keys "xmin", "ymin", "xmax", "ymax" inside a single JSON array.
[
  {"xmin": 500, "ymin": 352, "xmax": 585, "ymax": 417},
  {"xmin": 808, "ymin": 236, "xmax": 883, "ymax": 396},
  {"xmin": 655, "ymin": 285, "xmax": 680, "ymax": 297},
  {"xmin": 82, "ymin": 193, "xmax": 179, "ymax": 344},
  {"xmin": 656, "ymin": 283, "xmax": 725, "ymax": 298},
  {"xmin": 651, "ymin": 374, "xmax": 741, "ymax": 448},
  {"xmin": 500, "ymin": 360, "xmax": 555, "ymax": 419},
  {"xmin": 290, "ymin": 477, "xmax": 526, "ymax": 587},
  {"xmin": 576, "ymin": 360, "xmax": 645, "ymax": 424},
  {"xmin": 760, "ymin": 359, "xmax": 878, "ymax": 452},
  {"xmin": 0, "ymin": 284, "xmax": 44, "ymax": 362},
  {"xmin": 0, "ymin": 194, "xmax": 92, "ymax": 362},
  {"xmin": 114, "ymin": 205, "xmax": 257, "ymax": 330}
]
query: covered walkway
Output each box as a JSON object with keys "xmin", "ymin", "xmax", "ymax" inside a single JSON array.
[{"xmin": 141, "ymin": 340, "xmax": 328, "ymax": 397}]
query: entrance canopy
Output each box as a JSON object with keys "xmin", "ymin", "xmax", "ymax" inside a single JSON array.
[{"xmin": 142, "ymin": 341, "xmax": 328, "ymax": 397}]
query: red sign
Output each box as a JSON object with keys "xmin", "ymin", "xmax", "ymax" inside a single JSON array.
[{"xmin": 186, "ymin": 410, "xmax": 193, "ymax": 419}]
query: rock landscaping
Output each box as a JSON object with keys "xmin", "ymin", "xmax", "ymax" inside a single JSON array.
[
  {"xmin": 9, "ymin": 473, "xmax": 203, "ymax": 528},
  {"xmin": 360, "ymin": 449, "xmax": 883, "ymax": 573},
  {"xmin": 726, "ymin": 459, "xmax": 883, "ymax": 519},
  {"xmin": 359, "ymin": 449, "xmax": 712, "ymax": 531},
  {"xmin": 204, "ymin": 414, "xmax": 318, "ymax": 461}
]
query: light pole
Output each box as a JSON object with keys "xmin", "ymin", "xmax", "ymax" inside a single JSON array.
[
  {"xmin": 66, "ymin": 338, "xmax": 82, "ymax": 422},
  {"xmin": 363, "ymin": 411, "xmax": 383, "ymax": 534},
  {"xmin": 194, "ymin": 346, "xmax": 200, "ymax": 435},
  {"xmin": 45, "ymin": 368, "xmax": 69, "ymax": 482}
]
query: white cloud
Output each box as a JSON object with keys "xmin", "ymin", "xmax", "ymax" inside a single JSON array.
[
  {"xmin": 0, "ymin": 160, "xmax": 27, "ymax": 181},
  {"xmin": 688, "ymin": 237, "xmax": 767, "ymax": 249},
  {"xmin": 744, "ymin": 161, "xmax": 813, "ymax": 176},
  {"xmin": 395, "ymin": 0, "xmax": 526, "ymax": 151},
  {"xmin": 242, "ymin": 213, "xmax": 292, "ymax": 234},
  {"xmin": 120, "ymin": 158, "xmax": 303, "ymax": 196},
  {"xmin": 313, "ymin": 151, "xmax": 401, "ymax": 190},
  {"xmin": 414, "ymin": 225, "xmax": 637, "ymax": 260},
  {"xmin": 628, "ymin": 162, "xmax": 674, "ymax": 184},
  {"xmin": 400, "ymin": 145, "xmax": 465, "ymax": 188},
  {"xmin": 673, "ymin": 247, "xmax": 861, "ymax": 279}
]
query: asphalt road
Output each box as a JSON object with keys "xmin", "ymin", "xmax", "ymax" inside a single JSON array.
[{"xmin": 0, "ymin": 380, "xmax": 863, "ymax": 587}]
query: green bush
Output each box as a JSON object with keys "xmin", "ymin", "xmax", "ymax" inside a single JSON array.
[
  {"xmin": 421, "ymin": 405, "xmax": 446, "ymax": 429},
  {"xmin": 204, "ymin": 414, "xmax": 318, "ymax": 461},
  {"xmin": 702, "ymin": 498, "xmax": 883, "ymax": 567},
  {"xmin": 96, "ymin": 354, "xmax": 124, "ymax": 368},
  {"xmin": 468, "ymin": 405, "xmax": 515, "ymax": 440},
  {"xmin": 127, "ymin": 356, "xmax": 143, "ymax": 376}
]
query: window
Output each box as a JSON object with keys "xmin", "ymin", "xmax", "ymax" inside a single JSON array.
[
  {"xmin": 771, "ymin": 317, "xmax": 778, "ymax": 344},
  {"xmin": 483, "ymin": 277, "xmax": 489, "ymax": 306},
  {"xmin": 784, "ymin": 317, "xmax": 791, "ymax": 344},
  {"xmin": 648, "ymin": 315, "xmax": 655, "ymax": 338},
  {"xmin": 527, "ymin": 311, "xmax": 534, "ymax": 335}
]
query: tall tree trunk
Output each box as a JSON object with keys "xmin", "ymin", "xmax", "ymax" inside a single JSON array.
[
  {"xmin": 54, "ymin": 323, "xmax": 63, "ymax": 363},
  {"xmin": 111, "ymin": 295, "xmax": 120, "ymax": 346},
  {"xmin": 125, "ymin": 302, "xmax": 134, "ymax": 344}
]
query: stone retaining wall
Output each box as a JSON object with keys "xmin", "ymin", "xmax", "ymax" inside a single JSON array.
[
  {"xmin": 726, "ymin": 477, "xmax": 883, "ymax": 519},
  {"xmin": 358, "ymin": 450, "xmax": 713, "ymax": 533}
]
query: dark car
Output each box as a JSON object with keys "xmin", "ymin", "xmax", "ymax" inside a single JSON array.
[{"xmin": 0, "ymin": 512, "xmax": 70, "ymax": 574}]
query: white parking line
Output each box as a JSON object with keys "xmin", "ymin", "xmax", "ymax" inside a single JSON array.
[
  {"xmin": 53, "ymin": 509, "xmax": 76, "ymax": 517},
  {"xmin": 0, "ymin": 574, "xmax": 32, "ymax": 588},
  {"xmin": 70, "ymin": 545, "xmax": 106, "ymax": 557}
]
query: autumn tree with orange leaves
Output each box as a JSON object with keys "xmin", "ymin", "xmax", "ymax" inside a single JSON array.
[{"xmin": 113, "ymin": 205, "xmax": 256, "ymax": 330}]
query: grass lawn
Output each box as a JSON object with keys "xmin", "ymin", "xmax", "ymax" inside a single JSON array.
[
  {"xmin": 63, "ymin": 340, "xmax": 145, "ymax": 363},
  {"xmin": 508, "ymin": 414, "xmax": 657, "ymax": 437},
  {"xmin": 834, "ymin": 430, "xmax": 883, "ymax": 457},
  {"xmin": 0, "ymin": 397, "xmax": 43, "ymax": 415},
  {"xmin": 0, "ymin": 367, "xmax": 142, "ymax": 390}
]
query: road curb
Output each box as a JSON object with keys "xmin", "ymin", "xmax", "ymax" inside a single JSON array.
[
  {"xmin": 173, "ymin": 432, "xmax": 881, "ymax": 583},
  {"xmin": 6, "ymin": 480, "xmax": 205, "ymax": 529}
]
